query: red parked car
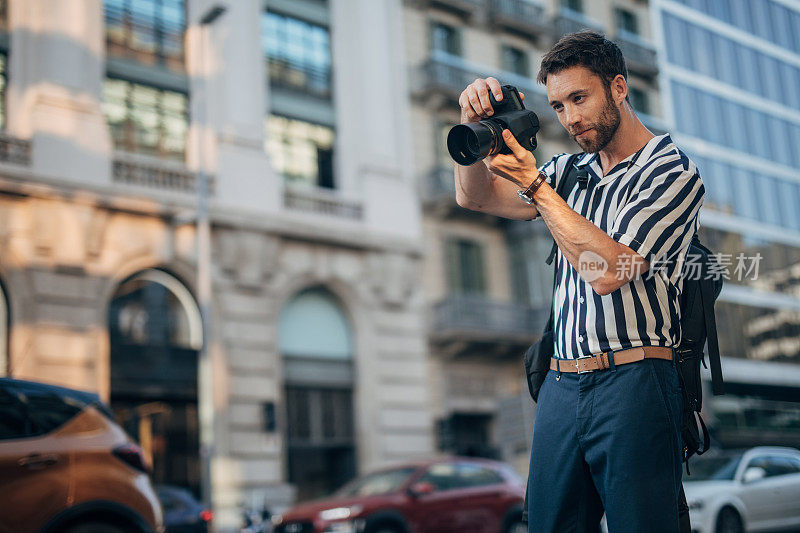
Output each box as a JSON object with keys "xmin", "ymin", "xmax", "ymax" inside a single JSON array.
[{"xmin": 272, "ymin": 456, "xmax": 526, "ymax": 533}]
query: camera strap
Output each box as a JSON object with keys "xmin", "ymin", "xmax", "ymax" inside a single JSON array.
[{"xmin": 545, "ymin": 152, "xmax": 584, "ymax": 266}]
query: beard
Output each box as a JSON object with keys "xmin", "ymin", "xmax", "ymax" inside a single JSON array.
[{"xmin": 571, "ymin": 92, "xmax": 621, "ymax": 153}]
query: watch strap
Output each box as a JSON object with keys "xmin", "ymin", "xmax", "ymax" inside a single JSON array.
[{"xmin": 518, "ymin": 170, "xmax": 548, "ymax": 204}]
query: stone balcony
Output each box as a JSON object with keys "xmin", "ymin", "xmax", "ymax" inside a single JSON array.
[
  {"xmin": 112, "ymin": 152, "xmax": 211, "ymax": 194},
  {"xmin": 553, "ymin": 7, "xmax": 603, "ymax": 38},
  {"xmin": 487, "ymin": 0, "xmax": 550, "ymax": 39},
  {"xmin": 430, "ymin": 294, "xmax": 548, "ymax": 358},
  {"xmin": 412, "ymin": 0, "xmax": 483, "ymax": 18},
  {"xmin": 615, "ymin": 30, "xmax": 659, "ymax": 78},
  {"xmin": 415, "ymin": 55, "xmax": 553, "ymax": 119},
  {"xmin": 0, "ymin": 133, "xmax": 32, "ymax": 166},
  {"xmin": 283, "ymin": 184, "xmax": 363, "ymax": 220}
]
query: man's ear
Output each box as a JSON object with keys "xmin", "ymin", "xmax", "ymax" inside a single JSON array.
[{"xmin": 611, "ymin": 74, "xmax": 627, "ymax": 106}]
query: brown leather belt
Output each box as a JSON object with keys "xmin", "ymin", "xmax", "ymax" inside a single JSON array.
[{"xmin": 550, "ymin": 346, "xmax": 674, "ymax": 374}]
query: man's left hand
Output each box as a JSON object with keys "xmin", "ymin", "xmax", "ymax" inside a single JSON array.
[{"xmin": 484, "ymin": 129, "xmax": 538, "ymax": 188}]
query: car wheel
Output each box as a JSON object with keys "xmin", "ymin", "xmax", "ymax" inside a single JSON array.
[
  {"xmin": 60, "ymin": 521, "xmax": 130, "ymax": 533},
  {"xmin": 715, "ymin": 507, "xmax": 744, "ymax": 533},
  {"xmin": 504, "ymin": 520, "xmax": 527, "ymax": 533}
]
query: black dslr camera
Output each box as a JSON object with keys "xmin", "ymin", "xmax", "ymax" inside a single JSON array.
[{"xmin": 447, "ymin": 84, "xmax": 540, "ymax": 166}]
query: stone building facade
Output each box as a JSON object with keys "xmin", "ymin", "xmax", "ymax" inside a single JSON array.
[{"xmin": 0, "ymin": 0, "xmax": 433, "ymax": 529}]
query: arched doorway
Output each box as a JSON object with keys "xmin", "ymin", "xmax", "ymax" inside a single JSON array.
[
  {"xmin": 279, "ymin": 287, "xmax": 356, "ymax": 502},
  {"xmin": 108, "ymin": 269, "xmax": 203, "ymax": 497}
]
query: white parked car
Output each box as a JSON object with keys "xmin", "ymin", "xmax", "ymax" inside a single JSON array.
[{"xmin": 684, "ymin": 446, "xmax": 800, "ymax": 533}]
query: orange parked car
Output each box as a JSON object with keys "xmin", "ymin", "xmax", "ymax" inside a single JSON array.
[{"xmin": 0, "ymin": 377, "xmax": 164, "ymax": 533}]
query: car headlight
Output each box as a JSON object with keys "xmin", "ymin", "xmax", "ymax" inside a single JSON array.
[
  {"xmin": 319, "ymin": 505, "xmax": 363, "ymax": 521},
  {"xmin": 687, "ymin": 499, "xmax": 705, "ymax": 511}
]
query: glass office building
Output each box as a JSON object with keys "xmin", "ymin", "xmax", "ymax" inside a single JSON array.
[{"xmin": 653, "ymin": 0, "xmax": 800, "ymax": 448}]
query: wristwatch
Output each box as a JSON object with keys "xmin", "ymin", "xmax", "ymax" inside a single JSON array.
[{"xmin": 517, "ymin": 171, "xmax": 548, "ymax": 205}]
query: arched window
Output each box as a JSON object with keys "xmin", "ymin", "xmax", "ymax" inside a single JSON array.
[
  {"xmin": 108, "ymin": 269, "xmax": 202, "ymax": 497},
  {"xmin": 110, "ymin": 269, "xmax": 202, "ymax": 351},
  {"xmin": 279, "ymin": 288, "xmax": 352, "ymax": 359},
  {"xmin": 279, "ymin": 287, "xmax": 356, "ymax": 501}
]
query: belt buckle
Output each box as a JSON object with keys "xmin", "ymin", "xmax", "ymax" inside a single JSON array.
[{"xmin": 574, "ymin": 354, "xmax": 596, "ymax": 374}]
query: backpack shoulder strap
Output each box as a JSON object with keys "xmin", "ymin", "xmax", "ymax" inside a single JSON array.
[
  {"xmin": 545, "ymin": 153, "xmax": 584, "ymax": 265},
  {"xmin": 700, "ymin": 273, "xmax": 725, "ymax": 396}
]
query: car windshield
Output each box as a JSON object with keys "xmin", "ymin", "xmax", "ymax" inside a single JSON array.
[
  {"xmin": 685, "ymin": 453, "xmax": 744, "ymax": 481},
  {"xmin": 336, "ymin": 467, "xmax": 416, "ymax": 497}
]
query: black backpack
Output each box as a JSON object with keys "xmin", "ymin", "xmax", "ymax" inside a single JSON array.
[
  {"xmin": 674, "ymin": 235, "xmax": 725, "ymax": 470},
  {"xmin": 522, "ymin": 153, "xmax": 725, "ymax": 522}
]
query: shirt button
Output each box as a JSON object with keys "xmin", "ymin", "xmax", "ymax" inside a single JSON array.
[
  {"xmin": 579, "ymin": 296, "xmax": 585, "ymax": 303},
  {"xmin": 578, "ymin": 335, "xmax": 584, "ymax": 342}
]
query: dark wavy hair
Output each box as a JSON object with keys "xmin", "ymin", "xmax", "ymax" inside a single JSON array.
[{"xmin": 537, "ymin": 31, "xmax": 629, "ymax": 100}]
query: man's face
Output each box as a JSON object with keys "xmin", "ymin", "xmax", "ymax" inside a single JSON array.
[{"xmin": 545, "ymin": 65, "xmax": 622, "ymax": 153}]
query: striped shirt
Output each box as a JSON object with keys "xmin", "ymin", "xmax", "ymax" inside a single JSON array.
[{"xmin": 535, "ymin": 134, "xmax": 705, "ymax": 360}]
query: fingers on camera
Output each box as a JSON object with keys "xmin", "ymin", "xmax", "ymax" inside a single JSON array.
[
  {"xmin": 485, "ymin": 77, "xmax": 503, "ymax": 100},
  {"xmin": 467, "ymin": 90, "xmax": 486, "ymax": 117},
  {"xmin": 477, "ymin": 85, "xmax": 493, "ymax": 116},
  {"xmin": 460, "ymin": 78, "xmax": 502, "ymax": 118}
]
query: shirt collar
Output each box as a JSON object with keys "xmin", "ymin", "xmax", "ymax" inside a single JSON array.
[{"xmin": 584, "ymin": 133, "xmax": 671, "ymax": 187}]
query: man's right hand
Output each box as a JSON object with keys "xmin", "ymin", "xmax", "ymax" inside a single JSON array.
[{"xmin": 458, "ymin": 77, "xmax": 525, "ymax": 124}]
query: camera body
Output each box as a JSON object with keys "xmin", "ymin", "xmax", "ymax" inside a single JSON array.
[{"xmin": 447, "ymin": 84, "xmax": 540, "ymax": 166}]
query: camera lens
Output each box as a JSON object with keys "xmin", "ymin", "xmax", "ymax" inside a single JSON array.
[{"xmin": 447, "ymin": 121, "xmax": 502, "ymax": 165}]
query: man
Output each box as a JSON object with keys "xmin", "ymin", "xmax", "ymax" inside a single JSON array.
[{"xmin": 454, "ymin": 32, "xmax": 704, "ymax": 532}]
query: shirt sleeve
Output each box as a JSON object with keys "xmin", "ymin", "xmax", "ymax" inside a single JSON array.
[{"xmin": 610, "ymin": 164, "xmax": 705, "ymax": 270}]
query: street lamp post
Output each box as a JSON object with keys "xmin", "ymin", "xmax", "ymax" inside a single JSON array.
[{"xmin": 197, "ymin": 3, "xmax": 226, "ymax": 513}]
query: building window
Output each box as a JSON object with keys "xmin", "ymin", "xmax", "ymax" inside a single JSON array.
[
  {"xmin": 561, "ymin": 0, "xmax": 583, "ymax": 13},
  {"xmin": 102, "ymin": 78, "xmax": 188, "ymax": 159},
  {"xmin": 615, "ymin": 8, "xmax": 639, "ymax": 35},
  {"xmin": 108, "ymin": 269, "xmax": 203, "ymax": 496},
  {"xmin": 431, "ymin": 21, "xmax": 461, "ymax": 56},
  {"xmin": 446, "ymin": 238, "xmax": 487, "ymax": 295},
  {"xmin": 279, "ymin": 288, "xmax": 356, "ymax": 502},
  {"xmin": 262, "ymin": 11, "xmax": 332, "ymax": 100},
  {"xmin": 502, "ymin": 46, "xmax": 529, "ymax": 77},
  {"xmin": 628, "ymin": 87, "xmax": 649, "ymax": 114},
  {"xmin": 104, "ymin": 0, "xmax": 186, "ymax": 71},
  {"xmin": 266, "ymin": 115, "xmax": 335, "ymax": 189}
]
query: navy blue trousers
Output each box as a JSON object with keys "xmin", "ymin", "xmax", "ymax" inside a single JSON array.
[{"xmin": 527, "ymin": 357, "xmax": 684, "ymax": 533}]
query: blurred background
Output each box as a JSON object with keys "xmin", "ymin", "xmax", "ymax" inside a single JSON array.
[{"xmin": 1, "ymin": 0, "xmax": 800, "ymax": 530}]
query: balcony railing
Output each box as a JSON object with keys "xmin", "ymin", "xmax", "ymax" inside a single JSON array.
[
  {"xmin": 284, "ymin": 185, "xmax": 363, "ymax": 220},
  {"xmin": 0, "ymin": 133, "xmax": 31, "ymax": 166},
  {"xmin": 430, "ymin": 294, "xmax": 548, "ymax": 357},
  {"xmin": 615, "ymin": 31, "xmax": 658, "ymax": 78},
  {"xmin": 416, "ymin": 56, "xmax": 553, "ymax": 118},
  {"xmin": 553, "ymin": 8, "xmax": 603, "ymax": 37},
  {"xmin": 488, "ymin": 0, "xmax": 549, "ymax": 37},
  {"xmin": 413, "ymin": 0, "xmax": 482, "ymax": 18},
  {"xmin": 112, "ymin": 153, "xmax": 208, "ymax": 194},
  {"xmin": 417, "ymin": 58, "xmax": 479, "ymax": 101}
]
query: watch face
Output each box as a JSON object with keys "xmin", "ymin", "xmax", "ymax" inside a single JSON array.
[{"xmin": 517, "ymin": 189, "xmax": 534, "ymax": 204}]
